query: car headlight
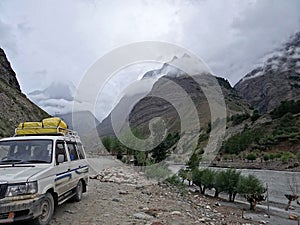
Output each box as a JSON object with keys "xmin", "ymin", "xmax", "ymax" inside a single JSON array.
[{"xmin": 6, "ymin": 181, "xmax": 38, "ymax": 197}]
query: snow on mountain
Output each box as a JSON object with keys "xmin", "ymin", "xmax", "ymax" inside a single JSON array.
[
  {"xmin": 235, "ymin": 32, "xmax": 300, "ymax": 112},
  {"xmin": 238, "ymin": 32, "xmax": 300, "ymax": 83}
]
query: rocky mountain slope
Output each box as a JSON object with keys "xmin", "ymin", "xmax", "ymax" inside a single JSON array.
[
  {"xmin": 0, "ymin": 48, "xmax": 49, "ymax": 137},
  {"xmin": 235, "ymin": 32, "xmax": 300, "ymax": 113},
  {"xmin": 98, "ymin": 58, "xmax": 250, "ymax": 138}
]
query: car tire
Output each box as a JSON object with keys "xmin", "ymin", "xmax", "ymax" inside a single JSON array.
[
  {"xmin": 32, "ymin": 192, "xmax": 54, "ymax": 225},
  {"xmin": 73, "ymin": 180, "xmax": 83, "ymax": 202}
]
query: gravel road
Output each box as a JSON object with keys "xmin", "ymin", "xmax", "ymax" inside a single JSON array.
[{"xmin": 9, "ymin": 157, "xmax": 300, "ymax": 225}]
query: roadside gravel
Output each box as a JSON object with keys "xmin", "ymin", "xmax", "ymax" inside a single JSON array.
[{"xmin": 49, "ymin": 158, "xmax": 262, "ymax": 225}]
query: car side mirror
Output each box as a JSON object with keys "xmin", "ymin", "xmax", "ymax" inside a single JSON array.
[{"xmin": 57, "ymin": 154, "xmax": 65, "ymax": 164}]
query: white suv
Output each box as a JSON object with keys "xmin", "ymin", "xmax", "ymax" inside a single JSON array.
[{"xmin": 0, "ymin": 132, "xmax": 89, "ymax": 225}]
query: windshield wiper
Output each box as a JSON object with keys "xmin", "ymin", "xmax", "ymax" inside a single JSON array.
[
  {"xmin": 20, "ymin": 160, "xmax": 49, "ymax": 163},
  {"xmin": 0, "ymin": 159, "xmax": 22, "ymax": 164}
]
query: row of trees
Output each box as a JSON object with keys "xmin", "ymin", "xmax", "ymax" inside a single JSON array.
[
  {"xmin": 101, "ymin": 130, "xmax": 180, "ymax": 166},
  {"xmin": 222, "ymin": 150, "xmax": 300, "ymax": 163},
  {"xmin": 178, "ymin": 167, "xmax": 265, "ymax": 210}
]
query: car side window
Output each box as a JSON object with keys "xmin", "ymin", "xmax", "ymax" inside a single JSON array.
[
  {"xmin": 67, "ymin": 143, "xmax": 79, "ymax": 161},
  {"xmin": 76, "ymin": 143, "xmax": 85, "ymax": 159},
  {"xmin": 55, "ymin": 141, "xmax": 67, "ymax": 164}
]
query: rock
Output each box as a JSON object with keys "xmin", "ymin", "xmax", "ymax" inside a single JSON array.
[
  {"xmin": 112, "ymin": 198, "xmax": 120, "ymax": 202},
  {"xmin": 289, "ymin": 214, "xmax": 298, "ymax": 220},
  {"xmin": 144, "ymin": 208, "xmax": 159, "ymax": 217},
  {"xmin": 151, "ymin": 222, "xmax": 164, "ymax": 225},
  {"xmin": 215, "ymin": 202, "xmax": 221, "ymax": 206},
  {"xmin": 142, "ymin": 191, "xmax": 152, "ymax": 196},
  {"xmin": 170, "ymin": 211, "xmax": 182, "ymax": 216},
  {"xmin": 205, "ymin": 205, "xmax": 211, "ymax": 210},
  {"xmin": 64, "ymin": 209, "xmax": 75, "ymax": 214},
  {"xmin": 119, "ymin": 190, "xmax": 129, "ymax": 195},
  {"xmin": 133, "ymin": 212, "xmax": 154, "ymax": 220}
]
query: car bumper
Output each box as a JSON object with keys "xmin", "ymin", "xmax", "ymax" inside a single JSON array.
[{"xmin": 0, "ymin": 195, "xmax": 44, "ymax": 223}]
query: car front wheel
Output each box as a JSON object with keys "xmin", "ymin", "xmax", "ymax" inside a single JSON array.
[{"xmin": 32, "ymin": 192, "xmax": 54, "ymax": 225}]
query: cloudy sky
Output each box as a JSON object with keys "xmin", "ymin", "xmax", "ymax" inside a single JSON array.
[{"xmin": 0, "ymin": 0, "xmax": 300, "ymax": 119}]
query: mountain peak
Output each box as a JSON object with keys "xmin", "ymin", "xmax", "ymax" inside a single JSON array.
[
  {"xmin": 0, "ymin": 48, "xmax": 21, "ymax": 92},
  {"xmin": 235, "ymin": 31, "xmax": 300, "ymax": 112}
]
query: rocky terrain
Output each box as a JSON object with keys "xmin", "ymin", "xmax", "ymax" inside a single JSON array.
[
  {"xmin": 0, "ymin": 48, "xmax": 49, "ymax": 137},
  {"xmin": 235, "ymin": 32, "xmax": 300, "ymax": 113},
  {"xmin": 40, "ymin": 158, "xmax": 300, "ymax": 225}
]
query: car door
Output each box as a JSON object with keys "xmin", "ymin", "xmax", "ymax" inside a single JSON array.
[
  {"xmin": 66, "ymin": 142, "xmax": 88, "ymax": 189},
  {"xmin": 54, "ymin": 140, "xmax": 71, "ymax": 195}
]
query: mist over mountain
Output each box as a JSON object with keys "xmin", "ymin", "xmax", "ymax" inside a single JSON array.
[
  {"xmin": 28, "ymin": 81, "xmax": 76, "ymax": 115},
  {"xmin": 235, "ymin": 32, "xmax": 300, "ymax": 112}
]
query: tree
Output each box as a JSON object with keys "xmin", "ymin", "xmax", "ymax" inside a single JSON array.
[
  {"xmin": 223, "ymin": 169, "xmax": 240, "ymax": 202},
  {"xmin": 187, "ymin": 151, "xmax": 200, "ymax": 171},
  {"xmin": 135, "ymin": 150, "xmax": 147, "ymax": 167},
  {"xmin": 151, "ymin": 133, "xmax": 179, "ymax": 163},
  {"xmin": 101, "ymin": 136, "xmax": 114, "ymax": 153},
  {"xmin": 213, "ymin": 171, "xmax": 224, "ymax": 197},
  {"xmin": 237, "ymin": 175, "xmax": 265, "ymax": 210},
  {"xmin": 246, "ymin": 153, "xmax": 257, "ymax": 162},
  {"xmin": 200, "ymin": 169, "xmax": 216, "ymax": 195},
  {"xmin": 192, "ymin": 168, "xmax": 204, "ymax": 194}
]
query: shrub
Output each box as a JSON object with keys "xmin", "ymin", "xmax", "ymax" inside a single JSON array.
[
  {"xmin": 246, "ymin": 153, "xmax": 257, "ymax": 162},
  {"xmin": 230, "ymin": 113, "xmax": 250, "ymax": 126},
  {"xmin": 251, "ymin": 110, "xmax": 261, "ymax": 122},
  {"xmin": 269, "ymin": 153, "xmax": 276, "ymax": 161},
  {"xmin": 263, "ymin": 153, "xmax": 270, "ymax": 162},
  {"xmin": 280, "ymin": 152, "xmax": 296, "ymax": 163}
]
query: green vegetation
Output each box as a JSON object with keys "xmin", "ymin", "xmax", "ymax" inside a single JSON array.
[
  {"xmin": 223, "ymin": 128, "xmax": 262, "ymax": 154},
  {"xmin": 184, "ymin": 168, "xmax": 265, "ymax": 209},
  {"xmin": 237, "ymin": 175, "xmax": 265, "ymax": 210},
  {"xmin": 280, "ymin": 152, "xmax": 296, "ymax": 163},
  {"xmin": 186, "ymin": 151, "xmax": 201, "ymax": 170},
  {"xmin": 101, "ymin": 128, "xmax": 180, "ymax": 169},
  {"xmin": 263, "ymin": 153, "xmax": 270, "ymax": 162},
  {"xmin": 230, "ymin": 113, "xmax": 250, "ymax": 126},
  {"xmin": 192, "ymin": 168, "xmax": 215, "ymax": 194},
  {"xmin": 246, "ymin": 153, "xmax": 257, "ymax": 162},
  {"xmin": 270, "ymin": 100, "xmax": 300, "ymax": 119},
  {"xmin": 251, "ymin": 110, "xmax": 261, "ymax": 122},
  {"xmin": 152, "ymin": 133, "xmax": 180, "ymax": 163}
]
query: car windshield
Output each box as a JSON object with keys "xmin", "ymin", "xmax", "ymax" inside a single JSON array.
[{"xmin": 0, "ymin": 139, "xmax": 53, "ymax": 164}]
